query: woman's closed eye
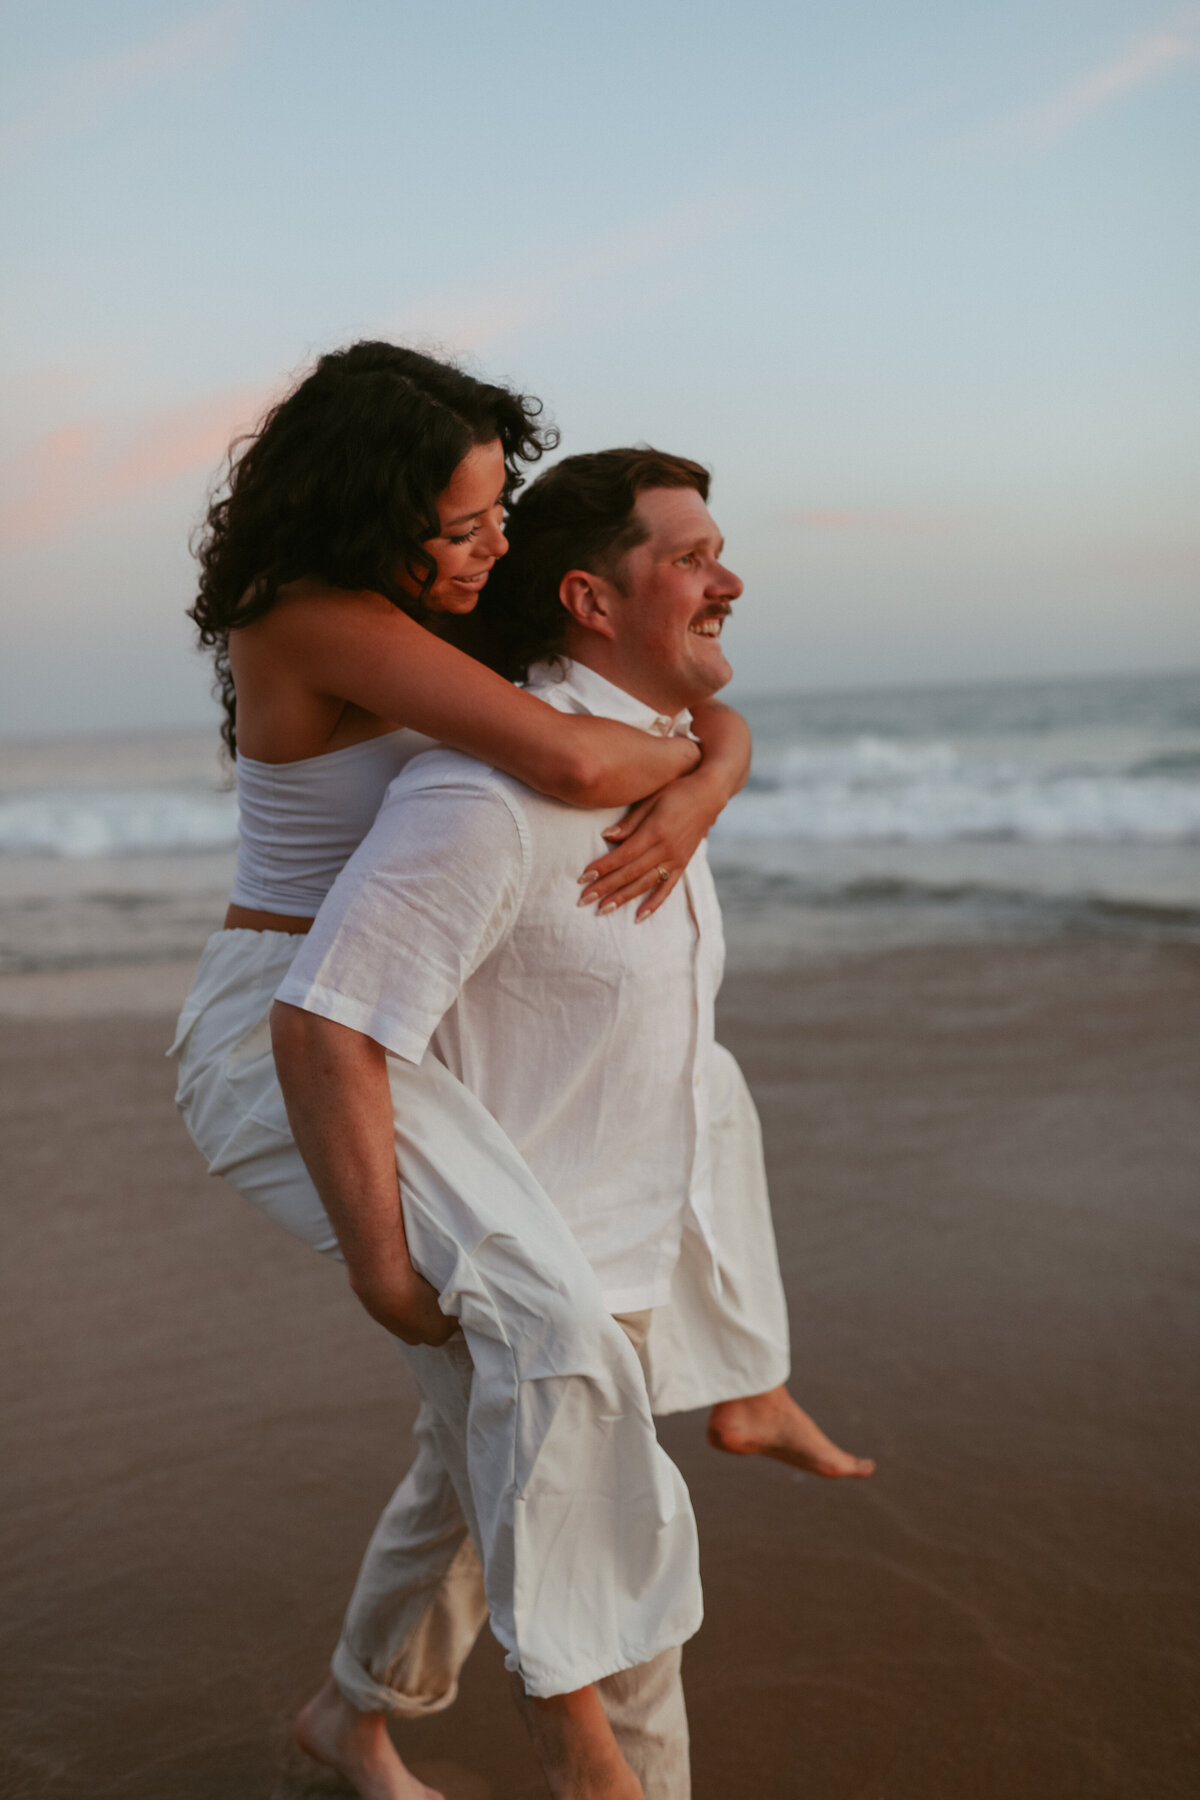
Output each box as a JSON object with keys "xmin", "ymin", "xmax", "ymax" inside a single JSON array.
[{"xmin": 446, "ymin": 501, "xmax": 505, "ymax": 547}]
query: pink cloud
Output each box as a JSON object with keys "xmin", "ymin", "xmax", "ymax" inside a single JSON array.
[
  {"xmin": 1007, "ymin": 29, "xmax": 1196, "ymax": 147},
  {"xmin": 0, "ymin": 383, "xmax": 271, "ymax": 550}
]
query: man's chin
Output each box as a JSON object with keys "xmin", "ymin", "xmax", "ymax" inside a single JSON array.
[{"xmin": 690, "ymin": 647, "xmax": 733, "ymax": 697}]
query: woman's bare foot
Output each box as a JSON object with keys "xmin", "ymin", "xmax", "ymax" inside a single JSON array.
[
  {"xmin": 707, "ymin": 1386, "xmax": 875, "ymax": 1478},
  {"xmin": 514, "ymin": 1680, "xmax": 644, "ymax": 1799},
  {"xmin": 295, "ymin": 1674, "xmax": 444, "ymax": 1800}
]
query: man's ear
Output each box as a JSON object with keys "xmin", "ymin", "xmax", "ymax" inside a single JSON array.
[{"xmin": 558, "ymin": 570, "xmax": 618, "ymax": 640}]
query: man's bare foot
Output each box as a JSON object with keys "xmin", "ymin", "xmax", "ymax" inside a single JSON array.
[
  {"xmin": 514, "ymin": 1679, "xmax": 644, "ymax": 1799},
  {"xmin": 295, "ymin": 1674, "xmax": 444, "ymax": 1800},
  {"xmin": 707, "ymin": 1386, "xmax": 875, "ymax": 1478}
]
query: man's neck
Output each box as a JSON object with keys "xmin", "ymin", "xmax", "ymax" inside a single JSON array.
[{"xmin": 560, "ymin": 642, "xmax": 688, "ymax": 720}]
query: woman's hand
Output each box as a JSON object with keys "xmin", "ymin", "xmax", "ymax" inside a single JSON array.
[
  {"xmin": 351, "ymin": 1260, "xmax": 459, "ymax": 1347},
  {"xmin": 576, "ymin": 767, "xmax": 728, "ymax": 920},
  {"xmin": 577, "ymin": 701, "xmax": 752, "ymax": 921}
]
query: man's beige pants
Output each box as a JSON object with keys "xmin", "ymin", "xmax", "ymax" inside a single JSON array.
[{"xmin": 336, "ymin": 1315, "xmax": 690, "ymax": 1797}]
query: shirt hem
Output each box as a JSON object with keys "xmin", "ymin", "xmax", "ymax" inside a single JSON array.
[
  {"xmin": 511, "ymin": 1607, "xmax": 704, "ymax": 1697},
  {"xmin": 273, "ymin": 975, "xmax": 431, "ymax": 1065},
  {"xmin": 228, "ymin": 887, "xmax": 326, "ymax": 917}
]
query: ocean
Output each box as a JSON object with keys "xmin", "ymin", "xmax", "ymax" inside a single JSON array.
[{"xmin": 2, "ymin": 669, "xmax": 1199, "ymax": 977}]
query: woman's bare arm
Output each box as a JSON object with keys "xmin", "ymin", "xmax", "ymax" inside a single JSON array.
[
  {"xmin": 249, "ymin": 590, "xmax": 699, "ymax": 805},
  {"xmin": 577, "ymin": 700, "xmax": 753, "ymax": 919},
  {"xmin": 689, "ymin": 699, "xmax": 753, "ymax": 798}
]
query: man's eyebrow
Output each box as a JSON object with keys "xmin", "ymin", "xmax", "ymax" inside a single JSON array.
[{"xmin": 664, "ymin": 532, "xmax": 725, "ymax": 558}]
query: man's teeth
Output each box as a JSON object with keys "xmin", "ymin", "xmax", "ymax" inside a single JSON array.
[{"xmin": 690, "ymin": 618, "xmax": 724, "ymax": 636}]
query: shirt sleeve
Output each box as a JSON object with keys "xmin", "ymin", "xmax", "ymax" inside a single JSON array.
[{"xmin": 275, "ymin": 768, "xmax": 529, "ymax": 1063}]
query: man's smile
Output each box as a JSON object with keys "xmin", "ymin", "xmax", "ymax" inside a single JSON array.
[{"xmin": 689, "ymin": 605, "xmax": 731, "ymax": 639}]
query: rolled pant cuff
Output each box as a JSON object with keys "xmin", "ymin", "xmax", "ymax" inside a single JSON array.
[{"xmin": 331, "ymin": 1639, "xmax": 462, "ymax": 1720}]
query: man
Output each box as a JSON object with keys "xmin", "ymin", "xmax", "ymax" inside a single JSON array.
[{"xmin": 270, "ymin": 450, "xmax": 836, "ymax": 1800}]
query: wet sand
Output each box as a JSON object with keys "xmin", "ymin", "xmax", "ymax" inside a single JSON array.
[{"xmin": 2, "ymin": 942, "xmax": 1198, "ymax": 1799}]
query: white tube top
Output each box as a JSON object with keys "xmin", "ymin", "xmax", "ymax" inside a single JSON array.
[{"xmin": 229, "ymin": 728, "xmax": 437, "ymax": 917}]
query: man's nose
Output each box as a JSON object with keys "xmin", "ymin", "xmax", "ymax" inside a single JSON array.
[{"xmin": 711, "ymin": 561, "xmax": 743, "ymax": 600}]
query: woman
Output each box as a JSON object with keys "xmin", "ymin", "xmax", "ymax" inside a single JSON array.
[{"xmin": 173, "ymin": 342, "xmax": 868, "ymax": 1799}]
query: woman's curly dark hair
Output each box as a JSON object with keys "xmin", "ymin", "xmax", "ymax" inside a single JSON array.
[{"xmin": 189, "ymin": 341, "xmax": 556, "ymax": 755}]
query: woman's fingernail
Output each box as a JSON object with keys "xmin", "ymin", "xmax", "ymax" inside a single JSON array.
[
  {"xmin": 635, "ymin": 910, "xmax": 651, "ymax": 923},
  {"xmin": 599, "ymin": 900, "xmax": 619, "ymax": 915},
  {"xmin": 601, "ymin": 828, "xmax": 621, "ymax": 840},
  {"xmin": 577, "ymin": 892, "xmax": 595, "ymax": 907},
  {"xmin": 578, "ymin": 870, "xmax": 598, "ymax": 884}
]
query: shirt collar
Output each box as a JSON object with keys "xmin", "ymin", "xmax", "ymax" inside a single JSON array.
[{"xmin": 525, "ymin": 658, "xmax": 694, "ymax": 739}]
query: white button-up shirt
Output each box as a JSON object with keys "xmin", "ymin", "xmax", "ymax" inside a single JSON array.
[{"xmin": 277, "ymin": 659, "xmax": 724, "ymax": 1313}]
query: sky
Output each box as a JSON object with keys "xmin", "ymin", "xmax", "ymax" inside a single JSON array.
[{"xmin": 1, "ymin": 0, "xmax": 1197, "ymax": 736}]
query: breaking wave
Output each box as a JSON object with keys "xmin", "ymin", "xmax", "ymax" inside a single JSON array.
[
  {"xmin": 719, "ymin": 737, "xmax": 1200, "ymax": 843},
  {"xmin": 0, "ymin": 791, "xmax": 239, "ymax": 857}
]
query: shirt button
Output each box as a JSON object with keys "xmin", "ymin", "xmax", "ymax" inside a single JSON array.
[{"xmin": 653, "ymin": 716, "xmax": 672, "ymax": 734}]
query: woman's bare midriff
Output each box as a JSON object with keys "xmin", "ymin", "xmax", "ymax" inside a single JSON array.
[{"xmin": 223, "ymin": 904, "xmax": 314, "ymax": 934}]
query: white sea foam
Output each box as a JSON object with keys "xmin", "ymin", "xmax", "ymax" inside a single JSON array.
[
  {"xmin": 718, "ymin": 737, "xmax": 1200, "ymax": 844},
  {"xmin": 3, "ymin": 730, "xmax": 1199, "ymax": 861},
  {"xmin": 0, "ymin": 790, "xmax": 239, "ymax": 858}
]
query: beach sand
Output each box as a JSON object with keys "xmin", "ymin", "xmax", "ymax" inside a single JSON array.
[{"xmin": 2, "ymin": 943, "xmax": 1198, "ymax": 1799}]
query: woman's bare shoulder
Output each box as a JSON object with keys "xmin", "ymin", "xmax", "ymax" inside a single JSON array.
[
  {"xmin": 228, "ymin": 579, "xmax": 440, "ymax": 757},
  {"xmin": 232, "ymin": 580, "xmax": 420, "ymax": 671}
]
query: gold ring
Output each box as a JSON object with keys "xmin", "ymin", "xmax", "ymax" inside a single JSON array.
[{"xmin": 656, "ymin": 864, "xmax": 671, "ymax": 883}]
